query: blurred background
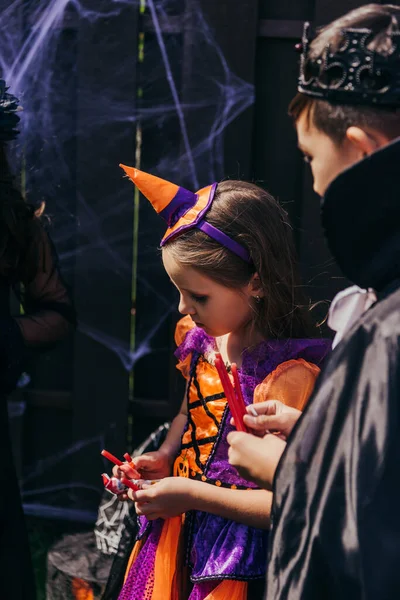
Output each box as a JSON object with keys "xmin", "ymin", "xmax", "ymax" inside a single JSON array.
[{"xmin": 0, "ymin": 0, "xmax": 383, "ymax": 597}]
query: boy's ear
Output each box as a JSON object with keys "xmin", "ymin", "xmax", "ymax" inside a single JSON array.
[
  {"xmin": 249, "ymin": 273, "xmax": 264, "ymax": 297},
  {"xmin": 346, "ymin": 126, "xmax": 390, "ymax": 158}
]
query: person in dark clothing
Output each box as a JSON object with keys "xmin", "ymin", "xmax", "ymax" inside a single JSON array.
[
  {"xmin": 227, "ymin": 4, "xmax": 400, "ymax": 599},
  {"xmin": 0, "ymin": 79, "xmax": 75, "ymax": 599}
]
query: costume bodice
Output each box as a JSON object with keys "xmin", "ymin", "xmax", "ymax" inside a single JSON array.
[{"xmin": 174, "ymin": 316, "xmax": 331, "ymax": 490}]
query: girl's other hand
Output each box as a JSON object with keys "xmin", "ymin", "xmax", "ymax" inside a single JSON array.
[
  {"xmin": 127, "ymin": 477, "xmax": 195, "ymax": 520},
  {"xmin": 227, "ymin": 431, "xmax": 286, "ymax": 490},
  {"xmin": 112, "ymin": 462, "xmax": 140, "ymax": 480},
  {"xmin": 133, "ymin": 449, "xmax": 174, "ymax": 480},
  {"xmin": 242, "ymin": 400, "xmax": 301, "ymax": 440}
]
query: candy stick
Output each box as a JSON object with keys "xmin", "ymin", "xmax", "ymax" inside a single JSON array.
[
  {"xmin": 122, "ymin": 453, "xmax": 142, "ymax": 479},
  {"xmin": 231, "ymin": 363, "xmax": 249, "ymax": 432},
  {"xmin": 214, "ymin": 354, "xmax": 235, "ymax": 408},
  {"xmin": 101, "ymin": 449, "xmax": 123, "ymax": 467},
  {"xmin": 121, "ymin": 477, "xmax": 140, "ymax": 492},
  {"xmin": 215, "ymin": 353, "xmax": 248, "ymax": 432},
  {"xmin": 215, "ymin": 354, "xmax": 239, "ymax": 424}
]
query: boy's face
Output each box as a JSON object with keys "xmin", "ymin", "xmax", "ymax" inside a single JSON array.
[{"xmin": 296, "ymin": 111, "xmax": 362, "ymax": 197}]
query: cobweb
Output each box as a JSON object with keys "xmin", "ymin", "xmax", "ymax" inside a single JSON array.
[{"xmin": 1, "ymin": 0, "xmax": 254, "ymax": 519}]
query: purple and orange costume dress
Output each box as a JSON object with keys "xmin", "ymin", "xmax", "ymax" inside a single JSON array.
[{"xmin": 118, "ymin": 316, "xmax": 330, "ymax": 600}]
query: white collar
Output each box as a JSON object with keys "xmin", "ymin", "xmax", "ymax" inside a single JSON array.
[{"xmin": 328, "ymin": 285, "xmax": 377, "ymax": 349}]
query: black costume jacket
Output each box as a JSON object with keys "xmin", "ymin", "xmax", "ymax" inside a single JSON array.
[
  {"xmin": 266, "ymin": 138, "xmax": 400, "ymax": 599},
  {"xmin": 0, "ymin": 223, "xmax": 75, "ymax": 600}
]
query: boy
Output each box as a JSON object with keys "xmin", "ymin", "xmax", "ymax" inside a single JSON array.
[{"xmin": 228, "ymin": 4, "xmax": 400, "ymax": 599}]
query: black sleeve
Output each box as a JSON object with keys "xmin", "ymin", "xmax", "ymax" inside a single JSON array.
[
  {"xmin": 0, "ymin": 223, "xmax": 75, "ymax": 393},
  {"xmin": 357, "ymin": 330, "xmax": 400, "ymax": 599},
  {"xmin": 13, "ymin": 222, "xmax": 76, "ymax": 347}
]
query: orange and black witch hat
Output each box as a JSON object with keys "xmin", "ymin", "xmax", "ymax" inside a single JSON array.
[{"xmin": 119, "ymin": 165, "xmax": 251, "ymax": 262}]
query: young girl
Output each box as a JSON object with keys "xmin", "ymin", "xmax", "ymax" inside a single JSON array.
[{"xmin": 114, "ymin": 168, "xmax": 330, "ymax": 600}]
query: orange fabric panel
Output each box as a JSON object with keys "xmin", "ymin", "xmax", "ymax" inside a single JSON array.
[
  {"xmin": 203, "ymin": 579, "xmax": 248, "ymax": 600},
  {"xmin": 196, "ymin": 442, "xmax": 214, "ymax": 469},
  {"xmin": 176, "ymin": 354, "xmax": 192, "ymax": 380},
  {"xmin": 179, "ymin": 357, "xmax": 227, "ymax": 472},
  {"xmin": 175, "ymin": 441, "xmax": 214, "ymax": 475},
  {"xmin": 193, "ymin": 358, "xmax": 224, "ymax": 398},
  {"xmin": 187, "ymin": 404, "xmax": 220, "ymax": 440},
  {"xmin": 123, "ymin": 518, "xmax": 185, "ymax": 600},
  {"xmin": 175, "ymin": 316, "xmax": 196, "ymax": 380},
  {"xmin": 176, "ymin": 355, "xmax": 192, "ymax": 381},
  {"xmin": 151, "ymin": 516, "xmax": 184, "ymax": 600},
  {"xmin": 253, "ymin": 359, "xmax": 320, "ymax": 411},
  {"xmin": 174, "ymin": 315, "xmax": 195, "ymax": 346}
]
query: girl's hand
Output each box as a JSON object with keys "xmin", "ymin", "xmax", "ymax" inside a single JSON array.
[
  {"xmin": 127, "ymin": 477, "xmax": 195, "ymax": 520},
  {"xmin": 111, "ymin": 462, "xmax": 141, "ymax": 502},
  {"xmin": 133, "ymin": 449, "xmax": 174, "ymax": 480},
  {"xmin": 110, "ymin": 443, "xmax": 176, "ymax": 500},
  {"xmin": 227, "ymin": 431, "xmax": 286, "ymax": 490},
  {"xmin": 242, "ymin": 400, "xmax": 301, "ymax": 440},
  {"xmin": 112, "ymin": 462, "xmax": 140, "ymax": 480}
]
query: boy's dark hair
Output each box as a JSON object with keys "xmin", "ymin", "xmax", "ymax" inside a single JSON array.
[{"xmin": 289, "ymin": 4, "xmax": 400, "ymax": 143}]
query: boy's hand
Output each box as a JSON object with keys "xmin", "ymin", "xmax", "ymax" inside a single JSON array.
[
  {"xmin": 227, "ymin": 431, "xmax": 286, "ymax": 490},
  {"xmin": 242, "ymin": 400, "xmax": 301, "ymax": 440},
  {"xmin": 127, "ymin": 477, "xmax": 195, "ymax": 520}
]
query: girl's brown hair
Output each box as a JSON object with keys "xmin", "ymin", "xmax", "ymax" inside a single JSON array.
[{"xmin": 163, "ymin": 180, "xmax": 315, "ymax": 340}]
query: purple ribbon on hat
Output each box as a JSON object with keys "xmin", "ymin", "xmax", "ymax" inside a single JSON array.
[{"xmin": 160, "ymin": 182, "xmax": 251, "ymax": 263}]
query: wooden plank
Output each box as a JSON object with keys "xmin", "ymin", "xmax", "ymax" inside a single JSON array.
[
  {"xmin": 9, "ymin": 5, "xmax": 78, "ymax": 479},
  {"xmin": 251, "ymin": 6, "xmax": 347, "ymax": 318},
  {"xmin": 73, "ymin": 1, "xmax": 139, "ymax": 492},
  {"xmin": 131, "ymin": 398, "xmax": 173, "ymax": 419},
  {"xmin": 296, "ymin": 0, "xmax": 360, "ymax": 312},
  {"xmin": 144, "ymin": 16, "xmax": 305, "ymax": 39},
  {"xmin": 299, "ymin": 0, "xmax": 369, "ymax": 306},
  {"xmin": 314, "ymin": 0, "xmax": 368, "ymax": 25},
  {"xmin": 259, "ymin": 0, "xmax": 314, "ymax": 20},
  {"xmin": 251, "ymin": 38, "xmax": 303, "ymax": 227},
  {"xmin": 24, "ymin": 390, "xmax": 73, "ymax": 410},
  {"xmin": 179, "ymin": 0, "xmax": 259, "ymax": 183},
  {"xmin": 143, "ymin": 14, "xmax": 181, "ymax": 34},
  {"xmin": 131, "ymin": 20, "xmax": 186, "ymax": 429},
  {"xmin": 258, "ymin": 19, "xmax": 305, "ymax": 39}
]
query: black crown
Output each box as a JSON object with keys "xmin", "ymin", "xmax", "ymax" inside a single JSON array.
[
  {"xmin": 0, "ymin": 79, "xmax": 21, "ymax": 142},
  {"xmin": 298, "ymin": 22, "xmax": 400, "ymax": 106}
]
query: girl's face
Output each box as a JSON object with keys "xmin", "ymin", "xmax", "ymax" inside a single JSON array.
[{"xmin": 162, "ymin": 251, "xmax": 256, "ymax": 338}]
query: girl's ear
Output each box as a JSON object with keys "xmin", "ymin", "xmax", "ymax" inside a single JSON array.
[{"xmin": 248, "ymin": 273, "xmax": 264, "ymax": 298}]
